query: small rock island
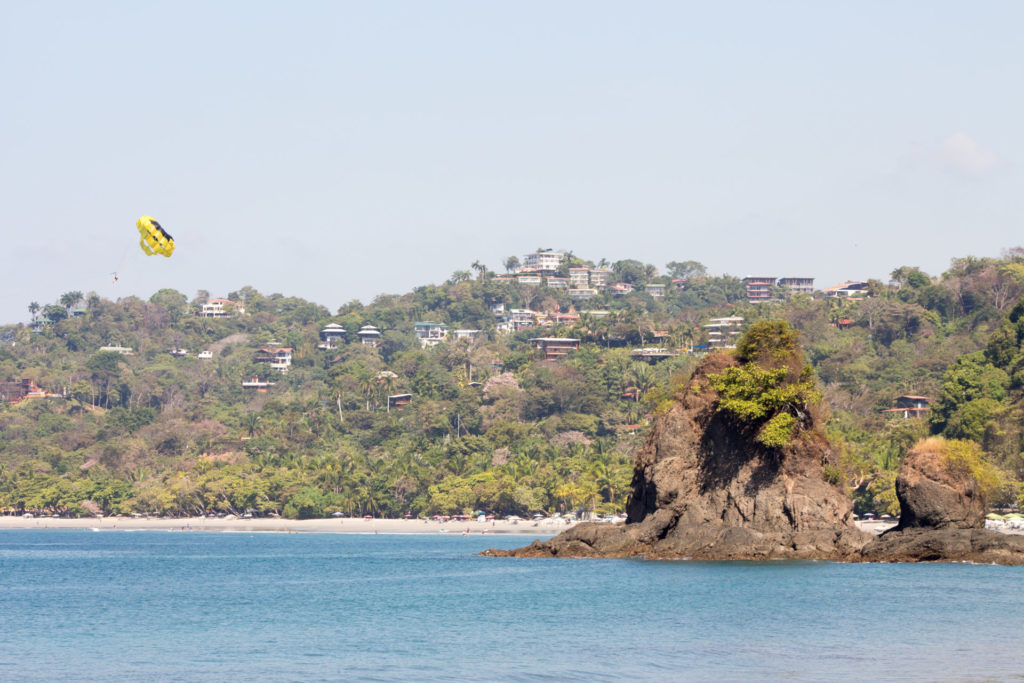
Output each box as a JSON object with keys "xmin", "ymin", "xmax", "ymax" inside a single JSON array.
[{"xmin": 485, "ymin": 322, "xmax": 1024, "ymax": 564}]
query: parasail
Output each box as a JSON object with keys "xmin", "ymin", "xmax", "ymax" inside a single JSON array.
[{"xmin": 137, "ymin": 216, "xmax": 174, "ymax": 257}]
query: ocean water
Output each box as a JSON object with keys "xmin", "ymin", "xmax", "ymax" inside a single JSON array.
[{"xmin": 1, "ymin": 530, "xmax": 1023, "ymax": 682}]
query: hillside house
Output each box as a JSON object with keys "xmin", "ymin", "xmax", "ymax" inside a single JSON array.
[
  {"xmin": 630, "ymin": 348, "xmax": 678, "ymax": 364},
  {"xmin": 387, "ymin": 393, "xmax": 412, "ymax": 411},
  {"xmin": 882, "ymin": 395, "xmax": 931, "ymax": 419},
  {"xmin": 0, "ymin": 378, "xmax": 48, "ymax": 404},
  {"xmin": 645, "ymin": 283, "xmax": 666, "ymax": 298},
  {"xmin": 357, "ymin": 325, "xmax": 381, "ymax": 346},
  {"xmin": 508, "ymin": 309, "xmax": 536, "ymax": 332},
  {"xmin": 545, "ymin": 276, "xmax": 569, "ymax": 290},
  {"xmin": 529, "ymin": 337, "xmax": 581, "ymax": 361},
  {"xmin": 242, "ymin": 377, "xmax": 275, "ymax": 391},
  {"xmin": 318, "ymin": 323, "xmax": 347, "ymax": 350},
  {"xmin": 568, "ymin": 267, "xmax": 590, "ymax": 288},
  {"xmin": 414, "ymin": 322, "xmax": 449, "ymax": 348},
  {"xmin": 589, "ymin": 269, "xmax": 611, "ymax": 288},
  {"xmin": 742, "ymin": 277, "xmax": 774, "ymax": 302},
  {"xmin": 823, "ymin": 281, "xmax": 870, "ymax": 298},
  {"xmin": 521, "ymin": 250, "xmax": 565, "ymax": 274},
  {"xmin": 255, "ymin": 347, "xmax": 293, "ymax": 372},
  {"xmin": 778, "ymin": 277, "xmax": 814, "ymax": 296},
  {"xmin": 568, "ymin": 288, "xmax": 597, "ymax": 300},
  {"xmin": 199, "ymin": 298, "xmax": 245, "ymax": 318},
  {"xmin": 452, "ymin": 329, "xmax": 480, "ymax": 341},
  {"xmin": 704, "ymin": 316, "xmax": 745, "ymax": 349},
  {"xmin": 98, "ymin": 345, "xmax": 134, "ymax": 355},
  {"xmin": 517, "ymin": 273, "xmax": 543, "ymax": 286}
]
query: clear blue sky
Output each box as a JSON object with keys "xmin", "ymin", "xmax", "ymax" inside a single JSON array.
[{"xmin": 3, "ymin": 1, "xmax": 1022, "ymax": 323}]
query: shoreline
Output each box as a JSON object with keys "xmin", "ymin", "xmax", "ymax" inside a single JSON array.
[{"xmin": 0, "ymin": 515, "xmax": 576, "ymax": 535}]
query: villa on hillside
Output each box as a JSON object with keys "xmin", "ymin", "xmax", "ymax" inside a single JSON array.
[
  {"xmin": 881, "ymin": 395, "xmax": 931, "ymax": 419},
  {"xmin": 742, "ymin": 277, "xmax": 775, "ymax": 302},
  {"xmin": 521, "ymin": 250, "xmax": 565, "ymax": 274},
  {"xmin": 98, "ymin": 345, "xmax": 134, "ymax": 355},
  {"xmin": 529, "ymin": 337, "xmax": 580, "ymax": 361},
  {"xmin": 242, "ymin": 377, "xmax": 275, "ymax": 391},
  {"xmin": 704, "ymin": 316, "xmax": 745, "ymax": 349},
  {"xmin": 823, "ymin": 281, "xmax": 871, "ymax": 298},
  {"xmin": 777, "ymin": 277, "xmax": 815, "ymax": 296},
  {"xmin": 0, "ymin": 378, "xmax": 49, "ymax": 404},
  {"xmin": 414, "ymin": 322, "xmax": 449, "ymax": 348},
  {"xmin": 255, "ymin": 347, "xmax": 293, "ymax": 372},
  {"xmin": 199, "ymin": 298, "xmax": 246, "ymax": 318},
  {"xmin": 357, "ymin": 325, "xmax": 381, "ymax": 346},
  {"xmin": 318, "ymin": 323, "xmax": 347, "ymax": 350}
]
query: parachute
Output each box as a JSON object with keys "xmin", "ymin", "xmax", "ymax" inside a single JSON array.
[{"xmin": 137, "ymin": 216, "xmax": 174, "ymax": 257}]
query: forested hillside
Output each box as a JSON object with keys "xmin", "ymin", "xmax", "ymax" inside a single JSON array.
[{"xmin": 3, "ymin": 250, "xmax": 1024, "ymax": 519}]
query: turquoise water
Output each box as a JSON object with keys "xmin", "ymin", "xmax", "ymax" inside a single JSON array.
[{"xmin": 1, "ymin": 530, "xmax": 1023, "ymax": 681}]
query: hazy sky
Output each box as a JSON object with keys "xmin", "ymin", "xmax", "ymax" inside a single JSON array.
[{"xmin": 3, "ymin": 1, "xmax": 1023, "ymax": 324}]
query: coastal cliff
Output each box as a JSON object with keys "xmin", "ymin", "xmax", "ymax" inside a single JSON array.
[{"xmin": 486, "ymin": 325, "xmax": 1024, "ymax": 565}]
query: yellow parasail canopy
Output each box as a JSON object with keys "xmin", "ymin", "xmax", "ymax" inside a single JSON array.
[{"xmin": 137, "ymin": 216, "xmax": 174, "ymax": 257}]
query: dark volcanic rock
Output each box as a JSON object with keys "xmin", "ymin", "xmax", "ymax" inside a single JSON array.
[
  {"xmin": 483, "ymin": 352, "xmax": 1024, "ymax": 565},
  {"xmin": 485, "ymin": 353, "xmax": 873, "ymax": 561},
  {"xmin": 861, "ymin": 527, "xmax": 1024, "ymax": 565},
  {"xmin": 894, "ymin": 440, "xmax": 986, "ymax": 530}
]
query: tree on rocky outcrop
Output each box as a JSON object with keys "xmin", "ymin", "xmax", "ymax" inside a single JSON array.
[{"xmin": 708, "ymin": 320, "xmax": 822, "ymax": 448}]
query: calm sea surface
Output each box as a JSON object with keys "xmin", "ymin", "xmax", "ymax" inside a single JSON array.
[{"xmin": 1, "ymin": 529, "xmax": 1023, "ymax": 681}]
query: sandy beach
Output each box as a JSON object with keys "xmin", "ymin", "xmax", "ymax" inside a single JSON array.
[{"xmin": 0, "ymin": 514, "xmax": 576, "ymax": 535}]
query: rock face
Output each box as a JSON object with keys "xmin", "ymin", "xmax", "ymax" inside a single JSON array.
[
  {"xmin": 859, "ymin": 439, "xmax": 1024, "ymax": 564},
  {"xmin": 893, "ymin": 441, "xmax": 986, "ymax": 530},
  {"xmin": 486, "ymin": 353, "xmax": 1024, "ymax": 565},
  {"xmin": 487, "ymin": 353, "xmax": 872, "ymax": 561}
]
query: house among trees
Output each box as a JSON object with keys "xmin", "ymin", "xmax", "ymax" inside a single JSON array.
[
  {"xmin": 242, "ymin": 377, "xmax": 275, "ymax": 391},
  {"xmin": 521, "ymin": 249, "xmax": 565, "ymax": 274},
  {"xmin": 823, "ymin": 281, "xmax": 870, "ymax": 298},
  {"xmin": 318, "ymin": 323, "xmax": 347, "ymax": 350},
  {"xmin": 0, "ymin": 378, "xmax": 48, "ymax": 404},
  {"xmin": 98, "ymin": 345, "xmax": 134, "ymax": 355},
  {"xmin": 881, "ymin": 395, "xmax": 931, "ymax": 419},
  {"xmin": 630, "ymin": 348, "xmax": 678, "ymax": 364},
  {"xmin": 704, "ymin": 316, "xmax": 745, "ymax": 349},
  {"xmin": 414, "ymin": 322, "xmax": 449, "ymax": 348},
  {"xmin": 529, "ymin": 337, "xmax": 580, "ymax": 361},
  {"xmin": 777, "ymin": 277, "xmax": 814, "ymax": 296},
  {"xmin": 387, "ymin": 393, "xmax": 412, "ymax": 411},
  {"xmin": 255, "ymin": 347, "xmax": 293, "ymax": 372},
  {"xmin": 199, "ymin": 298, "xmax": 245, "ymax": 318},
  {"xmin": 357, "ymin": 325, "xmax": 381, "ymax": 346},
  {"xmin": 742, "ymin": 277, "xmax": 775, "ymax": 302},
  {"xmin": 644, "ymin": 283, "xmax": 666, "ymax": 298}
]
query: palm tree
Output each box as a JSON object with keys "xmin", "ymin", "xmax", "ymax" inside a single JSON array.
[
  {"xmin": 28, "ymin": 302, "xmax": 40, "ymax": 322},
  {"xmin": 244, "ymin": 412, "xmax": 262, "ymax": 438},
  {"xmin": 504, "ymin": 256, "xmax": 520, "ymax": 273},
  {"xmin": 59, "ymin": 291, "xmax": 83, "ymax": 312}
]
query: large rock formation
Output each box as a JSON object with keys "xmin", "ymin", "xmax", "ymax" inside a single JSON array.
[
  {"xmin": 486, "ymin": 352, "xmax": 871, "ymax": 561},
  {"xmin": 860, "ymin": 439, "xmax": 1024, "ymax": 563},
  {"xmin": 893, "ymin": 439, "xmax": 986, "ymax": 530},
  {"xmin": 486, "ymin": 351, "xmax": 1024, "ymax": 564}
]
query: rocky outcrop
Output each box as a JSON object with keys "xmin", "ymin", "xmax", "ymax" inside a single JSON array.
[
  {"xmin": 858, "ymin": 439, "xmax": 1024, "ymax": 564},
  {"xmin": 485, "ymin": 351, "xmax": 1024, "ymax": 565},
  {"xmin": 893, "ymin": 440, "xmax": 986, "ymax": 530},
  {"xmin": 485, "ymin": 353, "xmax": 874, "ymax": 561}
]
